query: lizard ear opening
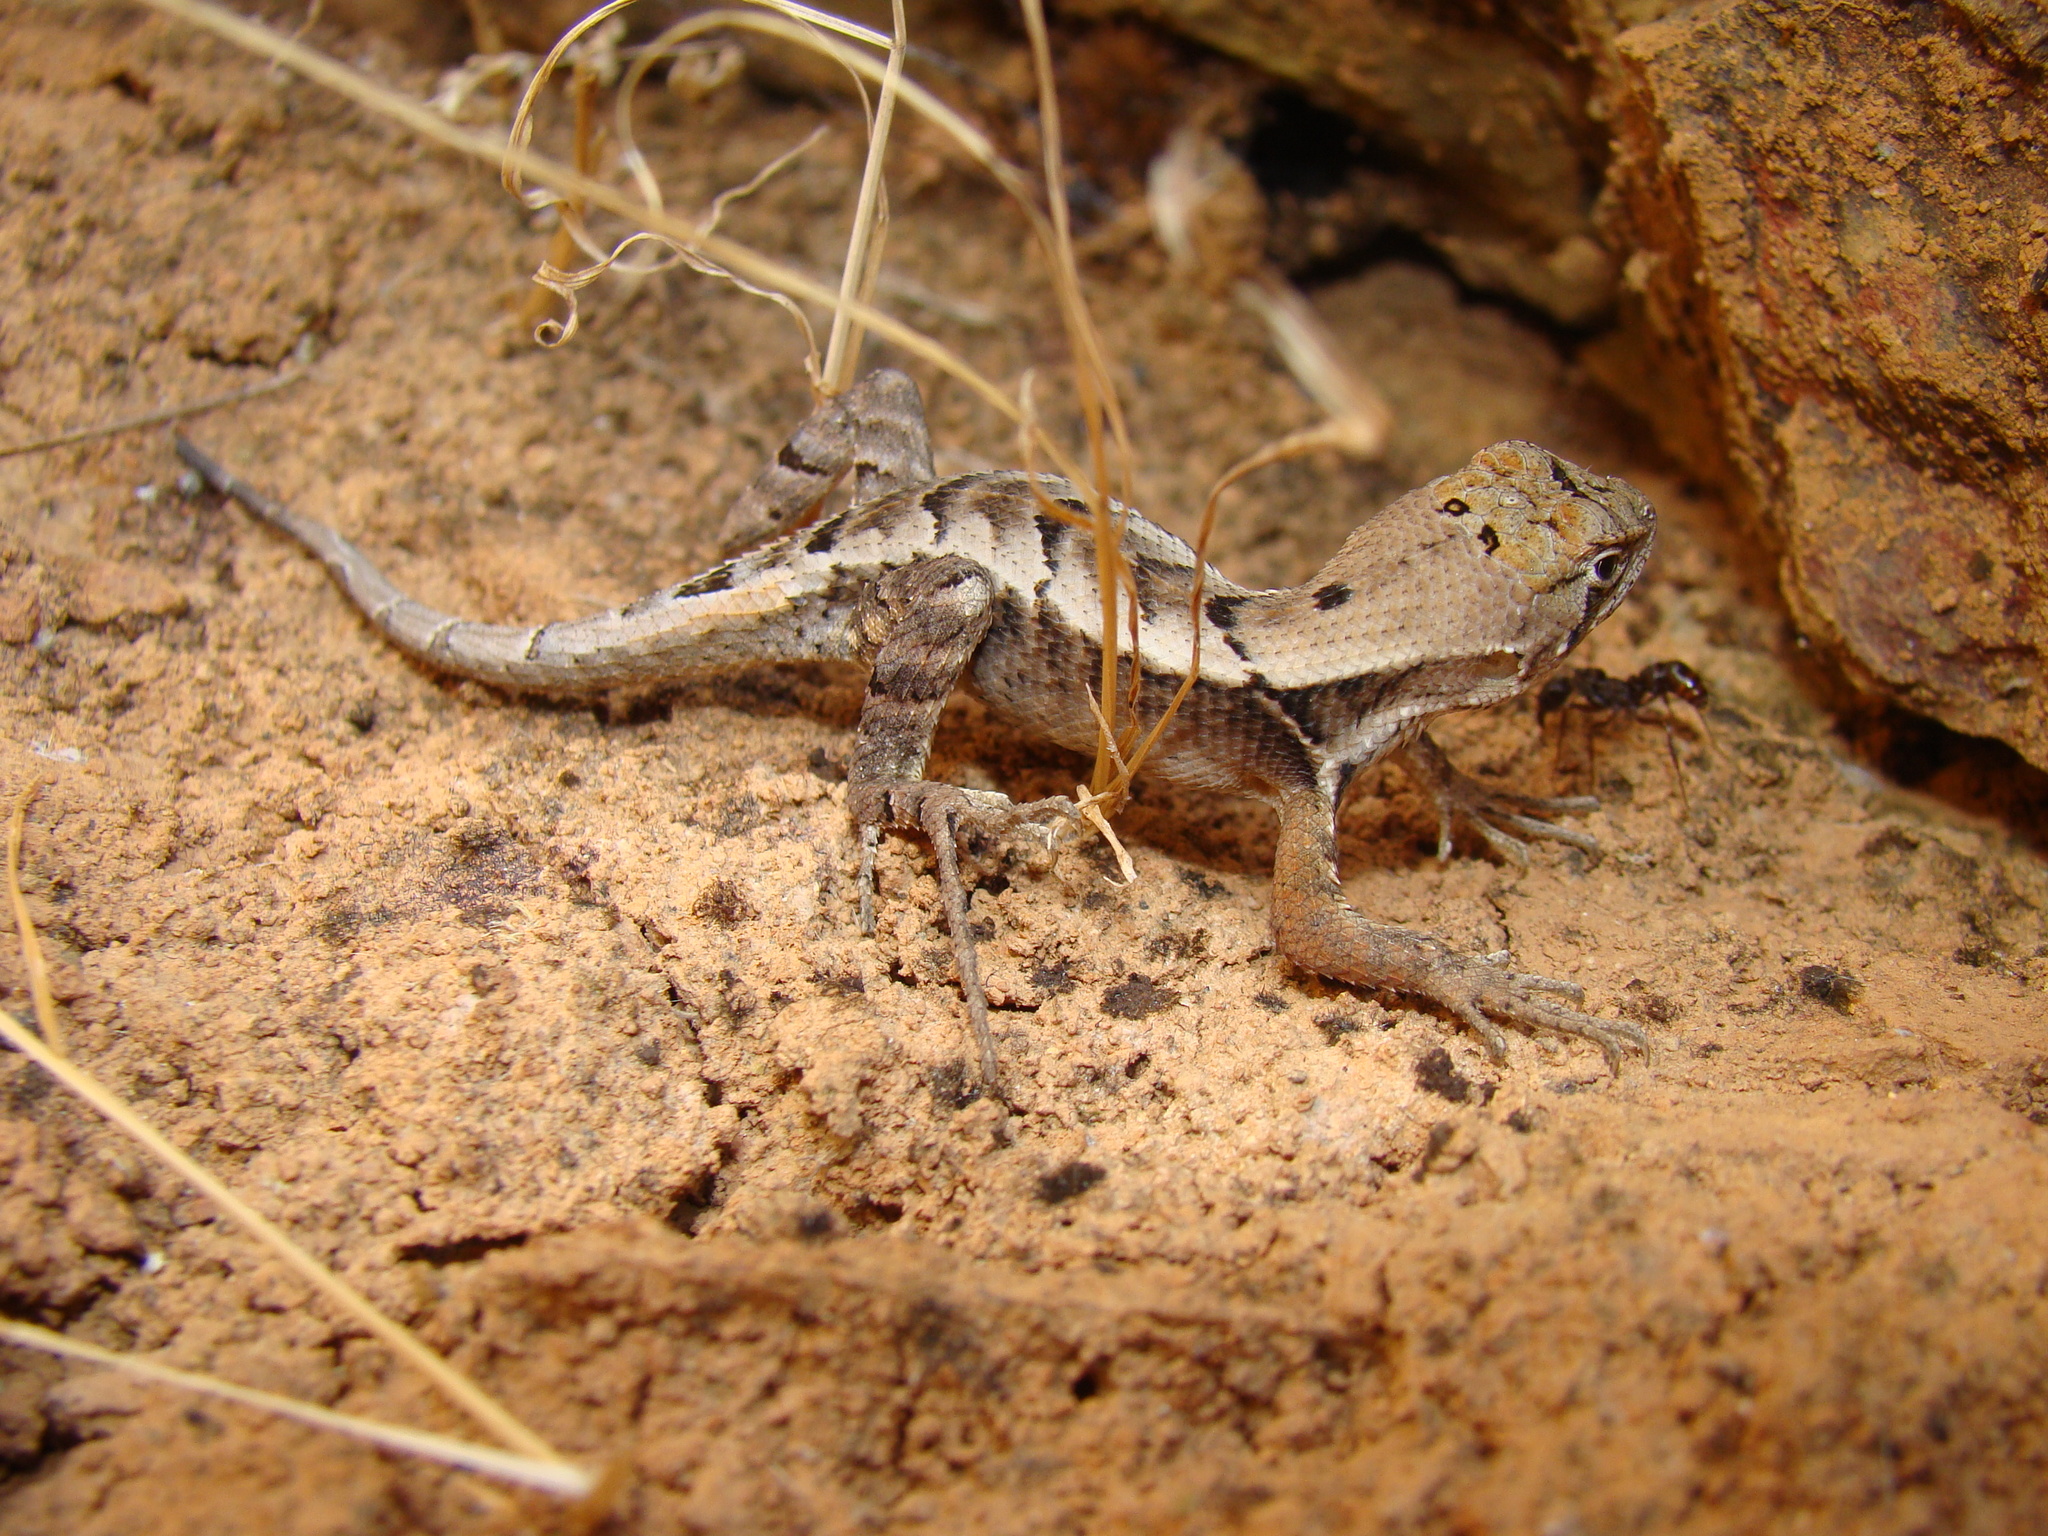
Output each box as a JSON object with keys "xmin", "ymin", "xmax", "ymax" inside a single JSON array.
[{"xmin": 1477, "ymin": 651, "xmax": 1521, "ymax": 682}]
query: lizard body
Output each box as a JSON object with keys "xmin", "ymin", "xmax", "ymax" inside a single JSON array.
[{"xmin": 176, "ymin": 368, "xmax": 1656, "ymax": 1084}]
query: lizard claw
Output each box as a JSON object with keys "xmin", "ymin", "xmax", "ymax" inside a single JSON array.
[
  {"xmin": 1455, "ymin": 963, "xmax": 1649, "ymax": 1073},
  {"xmin": 1426, "ymin": 773, "xmax": 1601, "ymax": 867},
  {"xmin": 854, "ymin": 784, "xmax": 1076, "ymax": 928},
  {"xmin": 1481, "ymin": 951, "xmax": 1585, "ymax": 1002},
  {"xmin": 1507, "ymin": 970, "xmax": 1586, "ymax": 1004}
]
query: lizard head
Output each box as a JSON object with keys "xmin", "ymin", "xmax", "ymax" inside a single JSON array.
[
  {"xmin": 1423, "ymin": 441, "xmax": 1657, "ymax": 676},
  {"xmin": 1233, "ymin": 444, "xmax": 1656, "ymax": 747}
]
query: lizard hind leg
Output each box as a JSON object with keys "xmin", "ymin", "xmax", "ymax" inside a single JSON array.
[
  {"xmin": 715, "ymin": 368, "xmax": 938, "ymax": 555},
  {"xmin": 844, "ymin": 555, "xmax": 1078, "ymax": 1090}
]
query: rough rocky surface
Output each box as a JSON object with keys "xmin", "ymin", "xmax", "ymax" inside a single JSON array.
[
  {"xmin": 1597, "ymin": 0, "xmax": 2048, "ymax": 771},
  {"xmin": 1090, "ymin": 0, "xmax": 2048, "ymax": 772},
  {"xmin": 1, "ymin": 3, "xmax": 2046, "ymax": 1533},
  {"xmin": 1069, "ymin": 0, "xmax": 1622, "ymax": 323}
]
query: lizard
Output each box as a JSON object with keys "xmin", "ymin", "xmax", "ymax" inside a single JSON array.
[{"xmin": 174, "ymin": 366, "xmax": 1656, "ymax": 1087}]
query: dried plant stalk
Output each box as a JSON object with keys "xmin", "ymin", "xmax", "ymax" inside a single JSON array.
[
  {"xmin": 821, "ymin": 0, "xmax": 906, "ymax": 393},
  {"xmin": 0, "ymin": 1005, "xmax": 573, "ymax": 1469},
  {"xmin": 141, "ymin": 0, "xmax": 1085, "ymax": 475},
  {"xmin": 0, "ymin": 1318, "xmax": 594, "ymax": 1498},
  {"xmin": 1017, "ymin": 0, "xmax": 1139, "ymax": 795},
  {"xmin": 6, "ymin": 782, "xmax": 64, "ymax": 1056},
  {"xmin": 0, "ymin": 370, "xmax": 308, "ymax": 460}
]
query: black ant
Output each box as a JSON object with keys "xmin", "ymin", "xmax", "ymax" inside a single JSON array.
[{"xmin": 1537, "ymin": 661, "xmax": 1710, "ymax": 808}]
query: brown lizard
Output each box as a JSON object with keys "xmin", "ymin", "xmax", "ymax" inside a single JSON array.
[{"xmin": 174, "ymin": 367, "xmax": 1655, "ymax": 1086}]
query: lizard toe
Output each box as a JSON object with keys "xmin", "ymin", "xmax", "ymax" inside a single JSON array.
[
  {"xmin": 1512, "ymin": 998, "xmax": 1651, "ymax": 1073},
  {"xmin": 1410, "ymin": 740, "xmax": 1603, "ymax": 865},
  {"xmin": 1506, "ymin": 970, "xmax": 1587, "ymax": 1004},
  {"xmin": 1458, "ymin": 968, "xmax": 1649, "ymax": 1074},
  {"xmin": 1450, "ymin": 1000, "xmax": 1514, "ymax": 1063}
]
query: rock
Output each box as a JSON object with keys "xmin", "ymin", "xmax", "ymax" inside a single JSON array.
[
  {"xmin": 1072, "ymin": 0, "xmax": 1617, "ymax": 322},
  {"xmin": 68, "ymin": 560, "xmax": 186, "ymax": 629},
  {"xmin": 63, "ymin": 1173, "xmax": 143, "ymax": 1256},
  {"xmin": 1595, "ymin": 0, "xmax": 2048, "ymax": 767},
  {"xmin": 0, "ymin": 584, "xmax": 40, "ymax": 643},
  {"xmin": 42, "ymin": 1371, "xmax": 147, "ymax": 1438},
  {"xmin": 0, "ymin": 1359, "xmax": 53, "ymax": 1463},
  {"xmin": 1084, "ymin": 0, "xmax": 2048, "ymax": 768}
]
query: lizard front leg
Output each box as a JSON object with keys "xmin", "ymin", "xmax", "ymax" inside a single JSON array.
[
  {"xmin": 715, "ymin": 368, "xmax": 937, "ymax": 555},
  {"xmin": 846, "ymin": 555, "xmax": 1078, "ymax": 1089},
  {"xmin": 1271, "ymin": 786, "xmax": 1648, "ymax": 1070},
  {"xmin": 1399, "ymin": 730, "xmax": 1599, "ymax": 867}
]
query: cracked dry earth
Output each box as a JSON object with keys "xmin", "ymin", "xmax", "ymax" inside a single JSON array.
[{"xmin": 3, "ymin": 6, "xmax": 2048, "ymax": 1534}]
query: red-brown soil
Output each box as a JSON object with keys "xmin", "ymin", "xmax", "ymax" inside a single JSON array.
[{"xmin": 2, "ymin": 5, "xmax": 2045, "ymax": 1532}]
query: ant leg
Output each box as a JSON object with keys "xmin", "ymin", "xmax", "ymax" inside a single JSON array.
[{"xmin": 1659, "ymin": 712, "xmax": 1690, "ymax": 813}]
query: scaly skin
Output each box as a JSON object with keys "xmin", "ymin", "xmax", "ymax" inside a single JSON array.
[{"xmin": 176, "ymin": 368, "xmax": 1658, "ymax": 1086}]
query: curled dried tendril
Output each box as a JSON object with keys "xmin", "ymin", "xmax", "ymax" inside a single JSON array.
[
  {"xmin": 665, "ymin": 39, "xmax": 745, "ymax": 100},
  {"xmin": 429, "ymin": 52, "xmax": 538, "ymax": 122},
  {"xmin": 530, "ymin": 125, "xmax": 829, "ymax": 362}
]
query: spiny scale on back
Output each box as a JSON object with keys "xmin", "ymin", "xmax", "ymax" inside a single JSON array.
[{"xmin": 176, "ymin": 368, "xmax": 1660, "ymax": 1087}]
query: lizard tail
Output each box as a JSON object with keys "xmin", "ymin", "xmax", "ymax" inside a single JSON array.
[{"xmin": 174, "ymin": 436, "xmax": 838, "ymax": 694}]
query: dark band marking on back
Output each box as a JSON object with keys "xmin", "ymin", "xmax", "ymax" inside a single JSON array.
[
  {"xmin": 922, "ymin": 480, "xmax": 971, "ymax": 547},
  {"xmin": 673, "ymin": 562, "xmax": 736, "ymax": 598},
  {"xmin": 1034, "ymin": 508, "xmax": 1069, "ymax": 569},
  {"xmin": 778, "ymin": 442, "xmax": 830, "ymax": 476}
]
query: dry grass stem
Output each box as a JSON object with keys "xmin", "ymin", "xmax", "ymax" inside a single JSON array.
[
  {"xmin": 6, "ymin": 781, "xmax": 64, "ymax": 1056},
  {"xmin": 1012, "ymin": 372, "xmax": 1140, "ymax": 651},
  {"xmin": 821, "ymin": 0, "xmax": 906, "ymax": 393},
  {"xmin": 0, "ymin": 1319, "xmax": 595, "ymax": 1498},
  {"xmin": 0, "ymin": 369, "xmax": 309, "ymax": 460},
  {"xmin": 140, "ymin": 0, "xmax": 1090, "ymax": 476},
  {"xmin": 1233, "ymin": 275, "xmax": 1391, "ymax": 457},
  {"xmin": 2, "ymin": 788, "xmax": 583, "ymax": 1488},
  {"xmin": 1017, "ymin": 0, "xmax": 1139, "ymax": 795},
  {"xmin": 519, "ymin": 5, "xmax": 841, "ymax": 367},
  {"xmin": 429, "ymin": 51, "xmax": 539, "ymax": 121},
  {"xmin": 0, "ymin": 1004, "xmax": 572, "ymax": 1467},
  {"xmin": 529, "ymin": 124, "xmax": 830, "ymax": 356},
  {"xmin": 518, "ymin": 38, "xmax": 609, "ymax": 337},
  {"xmin": 1071, "ymin": 690, "xmax": 1140, "ymax": 885}
]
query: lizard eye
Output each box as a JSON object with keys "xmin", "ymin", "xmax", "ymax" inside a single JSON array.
[{"xmin": 1586, "ymin": 549, "xmax": 1629, "ymax": 589}]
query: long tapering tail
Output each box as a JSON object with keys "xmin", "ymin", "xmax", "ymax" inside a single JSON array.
[{"xmin": 174, "ymin": 436, "xmax": 844, "ymax": 693}]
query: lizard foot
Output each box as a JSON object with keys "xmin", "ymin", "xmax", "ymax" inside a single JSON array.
[
  {"xmin": 1275, "ymin": 905, "xmax": 1653, "ymax": 1074},
  {"xmin": 1270, "ymin": 791, "xmax": 1650, "ymax": 1074},
  {"xmin": 853, "ymin": 780, "xmax": 1078, "ymax": 1088},
  {"xmin": 1438, "ymin": 958, "xmax": 1651, "ymax": 1073},
  {"xmin": 1402, "ymin": 734, "xmax": 1599, "ymax": 867}
]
